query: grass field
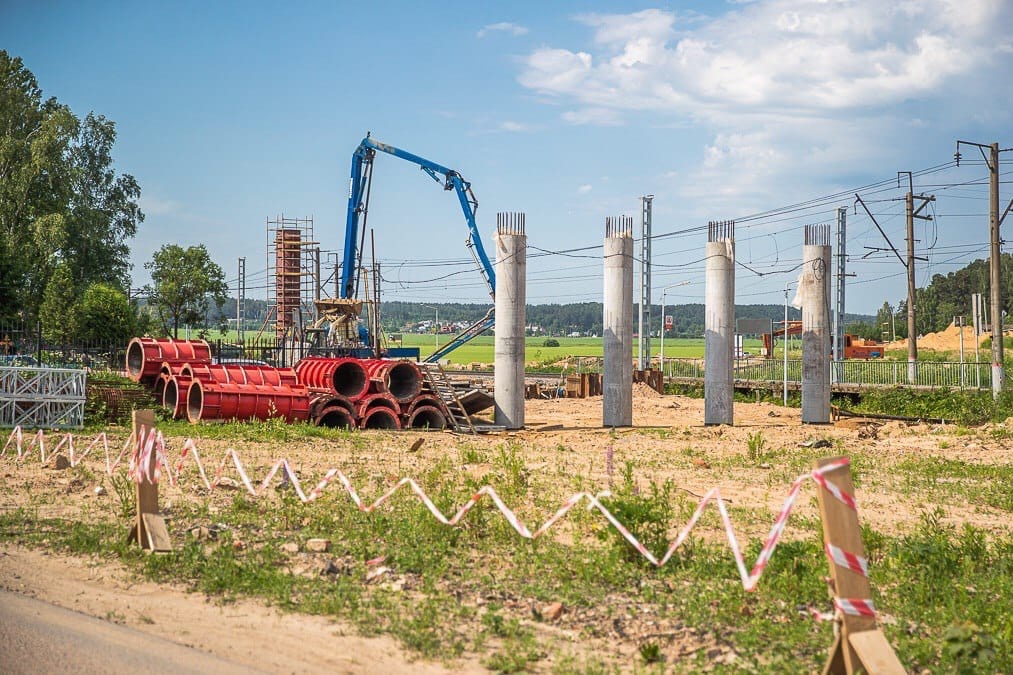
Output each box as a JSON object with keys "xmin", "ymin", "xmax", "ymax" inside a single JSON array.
[
  {"xmin": 3, "ymin": 418, "xmax": 1010, "ymax": 673},
  {"xmin": 395, "ymin": 335, "xmax": 765, "ymax": 366},
  {"xmin": 207, "ymin": 329, "xmax": 765, "ymax": 367}
]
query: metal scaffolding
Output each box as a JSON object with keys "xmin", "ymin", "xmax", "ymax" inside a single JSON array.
[
  {"xmin": 266, "ymin": 215, "xmax": 316, "ymax": 340},
  {"xmin": 0, "ymin": 366, "xmax": 86, "ymax": 429}
]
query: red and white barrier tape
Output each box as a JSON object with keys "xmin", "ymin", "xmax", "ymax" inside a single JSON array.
[
  {"xmin": 3, "ymin": 427, "xmax": 864, "ymax": 602},
  {"xmin": 834, "ymin": 597, "xmax": 876, "ymax": 617},
  {"xmin": 824, "ymin": 542, "xmax": 868, "ymax": 578}
]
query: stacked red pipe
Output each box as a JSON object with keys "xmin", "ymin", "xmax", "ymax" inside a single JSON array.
[
  {"xmin": 126, "ymin": 338, "xmax": 211, "ymax": 385},
  {"xmin": 186, "ymin": 380, "xmax": 310, "ymax": 423},
  {"xmin": 122, "ymin": 339, "xmax": 452, "ymax": 430},
  {"xmin": 295, "ymin": 357, "xmax": 449, "ymax": 430}
]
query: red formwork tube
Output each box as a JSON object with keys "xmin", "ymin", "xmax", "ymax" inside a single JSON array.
[
  {"xmin": 363, "ymin": 359, "xmax": 422, "ymax": 403},
  {"xmin": 314, "ymin": 404, "xmax": 356, "ymax": 429},
  {"xmin": 355, "ymin": 392, "xmax": 401, "ymax": 418},
  {"xmin": 359, "ymin": 407, "xmax": 401, "ymax": 430},
  {"xmin": 154, "ymin": 373, "xmax": 171, "ymax": 400},
  {"xmin": 158, "ymin": 362, "xmax": 185, "ymax": 380},
  {"xmin": 406, "ymin": 406, "xmax": 447, "ymax": 430},
  {"xmin": 126, "ymin": 337, "xmax": 211, "ymax": 385},
  {"xmin": 163, "ymin": 375, "xmax": 192, "ymax": 420},
  {"xmin": 186, "ymin": 380, "xmax": 310, "ymax": 423},
  {"xmin": 309, "ymin": 392, "xmax": 355, "ymax": 420},
  {"xmin": 294, "ymin": 357, "xmax": 370, "ymax": 400},
  {"xmin": 406, "ymin": 395, "xmax": 444, "ymax": 416},
  {"xmin": 182, "ymin": 363, "xmax": 297, "ymax": 387}
]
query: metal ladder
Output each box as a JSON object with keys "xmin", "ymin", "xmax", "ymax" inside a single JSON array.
[{"xmin": 418, "ymin": 363, "xmax": 475, "ymax": 434}]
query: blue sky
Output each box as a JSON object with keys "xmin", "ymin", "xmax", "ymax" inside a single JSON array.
[{"xmin": 3, "ymin": 1, "xmax": 1011, "ymax": 315}]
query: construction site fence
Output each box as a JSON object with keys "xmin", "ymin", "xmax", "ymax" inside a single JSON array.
[
  {"xmin": 0, "ymin": 322, "xmax": 292, "ymax": 372},
  {"xmin": 661, "ymin": 357, "xmax": 994, "ymax": 390}
]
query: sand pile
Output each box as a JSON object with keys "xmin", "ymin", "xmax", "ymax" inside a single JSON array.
[{"xmin": 883, "ymin": 322, "xmax": 985, "ymax": 353}]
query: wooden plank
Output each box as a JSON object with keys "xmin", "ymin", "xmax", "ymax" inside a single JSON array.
[
  {"xmin": 141, "ymin": 512, "xmax": 172, "ymax": 552},
  {"xmin": 814, "ymin": 456, "xmax": 877, "ymax": 674},
  {"xmin": 130, "ymin": 409, "xmax": 172, "ymax": 552},
  {"xmin": 849, "ymin": 630, "xmax": 906, "ymax": 674},
  {"xmin": 821, "ymin": 633, "xmax": 846, "ymax": 675}
]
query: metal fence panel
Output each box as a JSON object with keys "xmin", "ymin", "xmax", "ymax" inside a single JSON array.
[
  {"xmin": 662, "ymin": 357, "xmax": 994, "ymax": 391},
  {"xmin": 0, "ymin": 366, "xmax": 87, "ymax": 428}
]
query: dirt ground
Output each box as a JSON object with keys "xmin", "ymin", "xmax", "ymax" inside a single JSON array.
[
  {"xmin": 2, "ymin": 389, "xmax": 1011, "ymax": 672},
  {"xmin": 882, "ymin": 321, "xmax": 987, "ymax": 353}
]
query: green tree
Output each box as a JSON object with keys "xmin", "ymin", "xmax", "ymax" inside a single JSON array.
[
  {"xmin": 874, "ymin": 302, "xmax": 896, "ymax": 341},
  {"xmin": 38, "ymin": 263, "xmax": 78, "ymax": 342},
  {"xmin": 62, "ymin": 113, "xmax": 143, "ymax": 291},
  {"xmin": 0, "ymin": 51, "xmax": 77, "ymax": 319},
  {"xmin": 77, "ymin": 283, "xmax": 135, "ymax": 343},
  {"xmin": 145, "ymin": 244, "xmax": 228, "ymax": 338},
  {"xmin": 0, "ymin": 50, "xmax": 142, "ymax": 320}
]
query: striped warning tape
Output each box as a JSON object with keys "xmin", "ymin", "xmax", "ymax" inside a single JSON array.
[
  {"xmin": 824, "ymin": 541, "xmax": 868, "ymax": 577},
  {"xmin": 3, "ymin": 427, "xmax": 856, "ymax": 596},
  {"xmin": 834, "ymin": 597, "xmax": 876, "ymax": 617}
]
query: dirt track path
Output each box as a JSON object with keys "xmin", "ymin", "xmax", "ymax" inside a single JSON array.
[{"xmin": 0, "ymin": 546, "xmax": 484, "ymax": 674}]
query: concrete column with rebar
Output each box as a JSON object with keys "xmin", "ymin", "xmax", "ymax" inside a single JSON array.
[
  {"xmin": 603, "ymin": 216, "xmax": 634, "ymax": 427},
  {"xmin": 705, "ymin": 220, "xmax": 735, "ymax": 425},
  {"xmin": 494, "ymin": 212, "xmax": 527, "ymax": 430},
  {"xmin": 802, "ymin": 224, "xmax": 832, "ymax": 424}
]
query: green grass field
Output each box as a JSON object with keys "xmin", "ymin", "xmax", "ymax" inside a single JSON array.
[
  {"xmin": 394, "ymin": 335, "xmax": 760, "ymax": 366},
  {"xmin": 210, "ymin": 328, "xmax": 765, "ymax": 367}
]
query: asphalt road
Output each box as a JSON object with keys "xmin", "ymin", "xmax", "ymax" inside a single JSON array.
[{"xmin": 0, "ymin": 590, "xmax": 260, "ymax": 674}]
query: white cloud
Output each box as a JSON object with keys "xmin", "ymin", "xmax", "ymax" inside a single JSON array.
[
  {"xmin": 517, "ymin": 1, "xmax": 1011, "ymax": 209},
  {"xmin": 518, "ymin": 1, "xmax": 1001, "ymax": 115},
  {"xmin": 577, "ymin": 184, "xmax": 592, "ymax": 194},
  {"xmin": 477, "ymin": 22, "xmax": 529, "ymax": 38},
  {"xmin": 498, "ymin": 121, "xmax": 530, "ymax": 132},
  {"xmin": 561, "ymin": 108, "xmax": 624, "ymax": 126}
]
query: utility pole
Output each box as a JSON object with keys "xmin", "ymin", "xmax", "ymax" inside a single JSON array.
[
  {"xmin": 237, "ymin": 257, "xmax": 246, "ymax": 345},
  {"xmin": 832, "ymin": 206, "xmax": 853, "ymax": 378},
  {"xmin": 957, "ymin": 140, "xmax": 1012, "ymax": 397},
  {"xmin": 899, "ymin": 171, "xmax": 934, "ymax": 384},
  {"xmin": 638, "ymin": 195, "xmax": 653, "ymax": 370}
]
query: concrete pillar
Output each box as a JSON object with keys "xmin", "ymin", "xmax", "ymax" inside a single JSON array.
[
  {"xmin": 603, "ymin": 216, "xmax": 634, "ymax": 427},
  {"xmin": 705, "ymin": 220, "xmax": 735, "ymax": 425},
  {"xmin": 801, "ymin": 224, "xmax": 832, "ymax": 424},
  {"xmin": 494, "ymin": 212, "xmax": 526, "ymax": 429}
]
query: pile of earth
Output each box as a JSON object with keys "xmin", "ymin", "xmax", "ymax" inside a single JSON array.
[{"xmin": 883, "ymin": 321, "xmax": 986, "ymax": 353}]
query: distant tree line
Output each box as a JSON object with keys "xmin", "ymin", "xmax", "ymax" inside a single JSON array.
[
  {"xmin": 846, "ymin": 255, "xmax": 1013, "ymax": 340},
  {"xmin": 378, "ymin": 301, "xmax": 874, "ymax": 338}
]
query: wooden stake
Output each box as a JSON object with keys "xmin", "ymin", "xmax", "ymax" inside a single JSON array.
[
  {"xmin": 815, "ymin": 457, "xmax": 902, "ymax": 674},
  {"xmin": 126, "ymin": 409, "xmax": 172, "ymax": 552}
]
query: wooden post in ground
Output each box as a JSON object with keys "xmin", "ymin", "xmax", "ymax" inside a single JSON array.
[
  {"xmin": 127, "ymin": 409, "xmax": 172, "ymax": 552},
  {"xmin": 815, "ymin": 456, "xmax": 902, "ymax": 674}
]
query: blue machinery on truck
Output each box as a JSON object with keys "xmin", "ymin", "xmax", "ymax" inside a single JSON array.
[{"xmin": 335, "ymin": 133, "xmax": 497, "ymax": 363}]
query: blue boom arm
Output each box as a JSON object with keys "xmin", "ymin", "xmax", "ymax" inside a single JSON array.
[{"xmin": 340, "ymin": 134, "xmax": 496, "ymax": 301}]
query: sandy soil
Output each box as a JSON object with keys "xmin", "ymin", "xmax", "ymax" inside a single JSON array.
[
  {"xmin": 883, "ymin": 321, "xmax": 987, "ymax": 353},
  {"xmin": 2, "ymin": 389, "xmax": 1011, "ymax": 672}
]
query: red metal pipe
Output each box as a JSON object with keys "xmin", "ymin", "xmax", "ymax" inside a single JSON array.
[
  {"xmin": 406, "ymin": 406, "xmax": 447, "ymax": 430},
  {"xmin": 355, "ymin": 392, "xmax": 400, "ymax": 418},
  {"xmin": 294, "ymin": 357, "xmax": 370, "ymax": 400},
  {"xmin": 126, "ymin": 337, "xmax": 211, "ymax": 385},
  {"xmin": 359, "ymin": 407, "xmax": 401, "ymax": 430},
  {"xmin": 158, "ymin": 362, "xmax": 185, "ymax": 380},
  {"xmin": 182, "ymin": 363, "xmax": 297, "ymax": 386},
  {"xmin": 362, "ymin": 359, "xmax": 422, "ymax": 403},
  {"xmin": 163, "ymin": 375, "xmax": 192, "ymax": 420},
  {"xmin": 309, "ymin": 392, "xmax": 355, "ymax": 420},
  {"xmin": 186, "ymin": 380, "xmax": 310, "ymax": 423},
  {"xmin": 154, "ymin": 373, "xmax": 171, "ymax": 399},
  {"xmin": 406, "ymin": 395, "xmax": 445, "ymax": 416},
  {"xmin": 314, "ymin": 404, "xmax": 356, "ymax": 429}
]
